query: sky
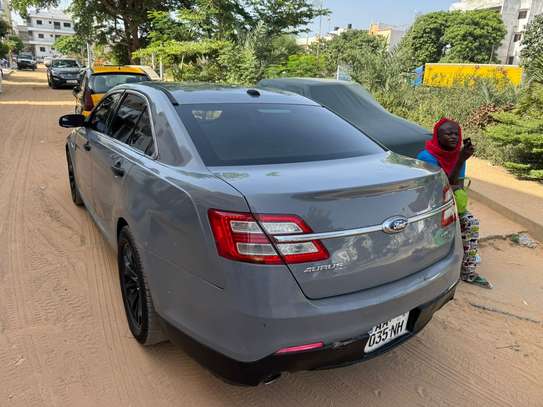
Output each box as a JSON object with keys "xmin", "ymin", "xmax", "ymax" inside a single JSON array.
[
  {"xmin": 306, "ymin": 0, "xmax": 456, "ymax": 34},
  {"xmin": 12, "ymin": 0, "xmax": 457, "ymax": 30}
]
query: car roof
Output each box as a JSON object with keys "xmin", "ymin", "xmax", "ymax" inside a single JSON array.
[
  {"xmin": 91, "ymin": 65, "xmax": 148, "ymax": 74},
  {"xmin": 119, "ymin": 82, "xmax": 320, "ymax": 106},
  {"xmin": 259, "ymin": 77, "xmax": 356, "ymax": 87}
]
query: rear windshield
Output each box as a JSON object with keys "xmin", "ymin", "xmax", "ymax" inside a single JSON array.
[
  {"xmin": 177, "ymin": 103, "xmax": 383, "ymax": 166},
  {"xmin": 89, "ymin": 73, "xmax": 148, "ymax": 93},
  {"xmin": 52, "ymin": 59, "xmax": 79, "ymax": 68}
]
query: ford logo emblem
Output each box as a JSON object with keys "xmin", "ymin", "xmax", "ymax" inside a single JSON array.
[{"xmin": 382, "ymin": 216, "xmax": 409, "ymax": 234}]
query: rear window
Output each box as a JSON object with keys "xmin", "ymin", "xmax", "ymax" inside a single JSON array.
[
  {"xmin": 177, "ymin": 103, "xmax": 383, "ymax": 166},
  {"xmin": 52, "ymin": 59, "xmax": 79, "ymax": 68},
  {"xmin": 89, "ymin": 73, "xmax": 148, "ymax": 94}
]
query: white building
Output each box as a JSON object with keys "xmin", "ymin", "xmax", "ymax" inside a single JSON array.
[
  {"xmin": 450, "ymin": 0, "xmax": 543, "ymax": 64},
  {"xmin": 18, "ymin": 9, "xmax": 75, "ymax": 60},
  {"xmin": 0, "ymin": 0, "xmax": 12, "ymax": 26},
  {"xmin": 296, "ymin": 24, "xmax": 353, "ymax": 48}
]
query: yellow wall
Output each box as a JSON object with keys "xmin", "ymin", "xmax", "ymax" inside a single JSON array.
[{"xmin": 423, "ymin": 63, "xmax": 523, "ymax": 88}]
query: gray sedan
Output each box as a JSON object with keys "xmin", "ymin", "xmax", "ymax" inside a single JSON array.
[{"xmin": 59, "ymin": 83, "xmax": 462, "ymax": 386}]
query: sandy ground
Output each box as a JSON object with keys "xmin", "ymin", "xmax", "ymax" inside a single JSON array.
[{"xmin": 0, "ymin": 69, "xmax": 542, "ymax": 407}]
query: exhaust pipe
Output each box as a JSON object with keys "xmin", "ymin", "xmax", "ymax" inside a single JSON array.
[{"xmin": 262, "ymin": 373, "xmax": 282, "ymax": 385}]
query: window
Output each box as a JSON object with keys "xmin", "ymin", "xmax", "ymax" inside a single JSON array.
[
  {"xmin": 513, "ymin": 33, "xmax": 522, "ymax": 42},
  {"xmin": 127, "ymin": 108, "xmax": 155, "ymax": 156},
  {"xmin": 54, "ymin": 21, "xmax": 60, "ymax": 29},
  {"xmin": 36, "ymin": 19, "xmax": 42, "ymax": 25},
  {"xmin": 38, "ymin": 33, "xmax": 44, "ymax": 38},
  {"xmin": 109, "ymin": 94, "xmax": 146, "ymax": 144},
  {"xmin": 507, "ymin": 56, "xmax": 515, "ymax": 65},
  {"xmin": 89, "ymin": 93, "xmax": 122, "ymax": 134},
  {"xmin": 63, "ymin": 22, "xmax": 71, "ymax": 28},
  {"xmin": 51, "ymin": 59, "xmax": 80, "ymax": 68},
  {"xmin": 39, "ymin": 47, "xmax": 46, "ymax": 52},
  {"xmin": 177, "ymin": 103, "xmax": 383, "ymax": 166},
  {"xmin": 518, "ymin": 9, "xmax": 528, "ymax": 19},
  {"xmin": 89, "ymin": 73, "xmax": 148, "ymax": 94}
]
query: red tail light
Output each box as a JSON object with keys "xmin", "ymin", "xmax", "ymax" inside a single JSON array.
[
  {"xmin": 441, "ymin": 186, "xmax": 457, "ymax": 227},
  {"xmin": 275, "ymin": 342, "xmax": 324, "ymax": 355},
  {"xmin": 208, "ymin": 210, "xmax": 329, "ymax": 264},
  {"xmin": 83, "ymin": 89, "xmax": 94, "ymax": 111}
]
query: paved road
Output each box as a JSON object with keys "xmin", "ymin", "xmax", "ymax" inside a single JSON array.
[{"xmin": 1, "ymin": 69, "xmax": 542, "ymax": 407}]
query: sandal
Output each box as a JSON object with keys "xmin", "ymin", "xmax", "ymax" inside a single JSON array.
[{"xmin": 462, "ymin": 274, "xmax": 493, "ymax": 289}]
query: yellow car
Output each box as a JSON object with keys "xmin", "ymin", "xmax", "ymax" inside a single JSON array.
[{"xmin": 74, "ymin": 65, "xmax": 159, "ymax": 117}]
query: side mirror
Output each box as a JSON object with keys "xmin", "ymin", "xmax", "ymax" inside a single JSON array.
[
  {"xmin": 72, "ymin": 85, "xmax": 81, "ymax": 95},
  {"xmin": 59, "ymin": 114, "xmax": 86, "ymax": 128}
]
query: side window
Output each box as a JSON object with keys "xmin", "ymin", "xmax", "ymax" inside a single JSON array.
[
  {"xmin": 109, "ymin": 94, "xmax": 146, "ymax": 144},
  {"xmin": 127, "ymin": 108, "xmax": 155, "ymax": 156},
  {"xmin": 88, "ymin": 93, "xmax": 121, "ymax": 134}
]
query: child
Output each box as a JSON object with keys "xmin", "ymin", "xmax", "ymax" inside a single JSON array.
[{"xmin": 418, "ymin": 118, "xmax": 492, "ymax": 289}]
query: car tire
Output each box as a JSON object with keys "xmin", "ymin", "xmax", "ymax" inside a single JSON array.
[
  {"xmin": 118, "ymin": 226, "xmax": 167, "ymax": 346},
  {"xmin": 66, "ymin": 149, "xmax": 84, "ymax": 206}
]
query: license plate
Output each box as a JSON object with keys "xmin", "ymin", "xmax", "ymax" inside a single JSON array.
[
  {"xmin": 67, "ymin": 80, "xmax": 77, "ymax": 84},
  {"xmin": 364, "ymin": 312, "xmax": 409, "ymax": 353}
]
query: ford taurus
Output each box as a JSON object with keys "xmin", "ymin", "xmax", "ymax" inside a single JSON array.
[{"xmin": 59, "ymin": 83, "xmax": 462, "ymax": 386}]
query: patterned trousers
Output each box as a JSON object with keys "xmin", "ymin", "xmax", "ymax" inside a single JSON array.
[{"xmin": 460, "ymin": 211, "xmax": 480, "ymax": 280}]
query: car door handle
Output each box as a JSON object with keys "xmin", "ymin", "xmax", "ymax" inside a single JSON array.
[
  {"xmin": 83, "ymin": 141, "xmax": 91, "ymax": 151},
  {"xmin": 111, "ymin": 161, "xmax": 125, "ymax": 177}
]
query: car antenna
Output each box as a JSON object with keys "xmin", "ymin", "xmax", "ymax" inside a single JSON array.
[{"xmin": 247, "ymin": 89, "xmax": 260, "ymax": 97}]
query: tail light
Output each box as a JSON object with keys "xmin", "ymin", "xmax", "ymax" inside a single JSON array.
[
  {"xmin": 441, "ymin": 186, "xmax": 457, "ymax": 227},
  {"xmin": 83, "ymin": 88, "xmax": 94, "ymax": 111},
  {"xmin": 208, "ymin": 210, "xmax": 329, "ymax": 265},
  {"xmin": 275, "ymin": 342, "xmax": 324, "ymax": 355}
]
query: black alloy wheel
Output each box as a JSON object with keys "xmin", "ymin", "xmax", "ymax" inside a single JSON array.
[
  {"xmin": 118, "ymin": 227, "xmax": 166, "ymax": 345},
  {"xmin": 66, "ymin": 150, "xmax": 83, "ymax": 206}
]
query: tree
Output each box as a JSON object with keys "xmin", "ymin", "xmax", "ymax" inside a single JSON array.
[
  {"xmin": 403, "ymin": 10, "xmax": 506, "ymax": 67},
  {"xmin": 0, "ymin": 18, "xmax": 10, "ymax": 38},
  {"xmin": 402, "ymin": 11, "xmax": 451, "ymax": 67},
  {"xmin": 53, "ymin": 35, "xmax": 86, "ymax": 59},
  {"xmin": 265, "ymin": 54, "xmax": 325, "ymax": 78},
  {"xmin": 441, "ymin": 10, "xmax": 506, "ymax": 63},
  {"xmin": 521, "ymin": 14, "xmax": 543, "ymax": 82},
  {"xmin": 315, "ymin": 29, "xmax": 383, "ymax": 75},
  {"xmin": 485, "ymin": 82, "xmax": 543, "ymax": 180},
  {"xmin": 13, "ymin": 0, "xmax": 325, "ymax": 64}
]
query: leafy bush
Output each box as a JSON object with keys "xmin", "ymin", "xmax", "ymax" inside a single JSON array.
[{"xmin": 484, "ymin": 83, "xmax": 543, "ymax": 180}]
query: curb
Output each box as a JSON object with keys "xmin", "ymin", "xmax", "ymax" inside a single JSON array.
[{"xmin": 469, "ymin": 188, "xmax": 543, "ymax": 243}]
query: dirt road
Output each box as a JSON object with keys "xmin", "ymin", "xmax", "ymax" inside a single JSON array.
[{"xmin": 1, "ymin": 69, "xmax": 542, "ymax": 407}]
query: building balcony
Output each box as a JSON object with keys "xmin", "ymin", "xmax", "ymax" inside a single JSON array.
[{"xmin": 27, "ymin": 26, "xmax": 75, "ymax": 34}]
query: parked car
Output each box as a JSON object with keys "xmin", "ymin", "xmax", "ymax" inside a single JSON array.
[
  {"xmin": 74, "ymin": 65, "xmax": 159, "ymax": 117},
  {"xmin": 257, "ymin": 78, "xmax": 432, "ymax": 159},
  {"xmin": 47, "ymin": 58, "xmax": 82, "ymax": 89},
  {"xmin": 59, "ymin": 83, "xmax": 461, "ymax": 386},
  {"xmin": 16, "ymin": 53, "xmax": 37, "ymax": 71}
]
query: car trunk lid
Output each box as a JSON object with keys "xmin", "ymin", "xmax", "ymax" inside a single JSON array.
[{"xmin": 212, "ymin": 153, "xmax": 455, "ymax": 299}]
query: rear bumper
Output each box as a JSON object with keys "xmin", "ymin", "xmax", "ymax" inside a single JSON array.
[
  {"xmin": 17, "ymin": 62, "xmax": 36, "ymax": 69},
  {"xmin": 162, "ymin": 281, "xmax": 457, "ymax": 386}
]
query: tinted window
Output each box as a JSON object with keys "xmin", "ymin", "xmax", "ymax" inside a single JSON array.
[
  {"xmin": 89, "ymin": 93, "xmax": 121, "ymax": 133},
  {"xmin": 177, "ymin": 103, "xmax": 382, "ymax": 166},
  {"xmin": 52, "ymin": 59, "xmax": 79, "ymax": 68},
  {"xmin": 89, "ymin": 74, "xmax": 148, "ymax": 94},
  {"xmin": 127, "ymin": 109, "xmax": 155, "ymax": 156},
  {"xmin": 110, "ymin": 94, "xmax": 146, "ymax": 144}
]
